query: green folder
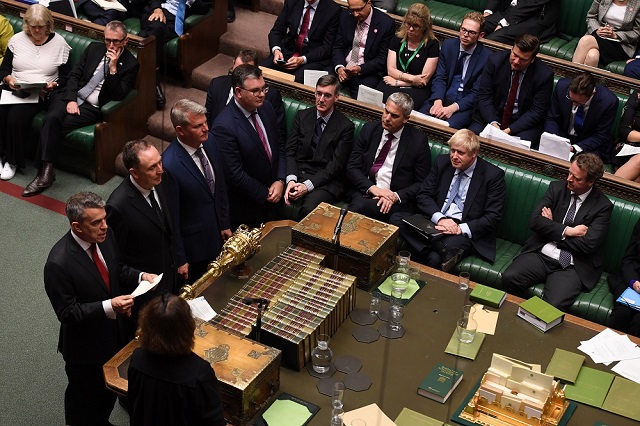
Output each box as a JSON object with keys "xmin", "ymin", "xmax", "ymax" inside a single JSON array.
[
  {"xmin": 395, "ymin": 407, "xmax": 452, "ymax": 426},
  {"xmin": 444, "ymin": 330, "xmax": 485, "ymax": 360},
  {"xmin": 601, "ymin": 376, "xmax": 640, "ymax": 421},
  {"xmin": 545, "ymin": 348, "xmax": 584, "ymax": 383},
  {"xmin": 564, "ymin": 366, "xmax": 615, "ymax": 408}
]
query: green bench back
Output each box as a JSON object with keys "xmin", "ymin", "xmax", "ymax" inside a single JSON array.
[
  {"xmin": 557, "ymin": 0, "xmax": 590, "ymax": 38},
  {"xmin": 282, "ymin": 98, "xmax": 367, "ymax": 140}
]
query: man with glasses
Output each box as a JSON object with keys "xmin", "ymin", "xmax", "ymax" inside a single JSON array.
[
  {"xmin": 22, "ymin": 20, "xmax": 139, "ymax": 197},
  {"xmin": 483, "ymin": 0, "xmax": 558, "ymax": 44},
  {"xmin": 284, "ymin": 75, "xmax": 355, "ymax": 218},
  {"xmin": 419, "ymin": 12, "xmax": 491, "ymax": 129},
  {"xmin": 212, "ymin": 64, "xmax": 286, "ymax": 229},
  {"xmin": 332, "ymin": 0, "xmax": 394, "ymax": 98},
  {"xmin": 544, "ymin": 71, "xmax": 618, "ymax": 162}
]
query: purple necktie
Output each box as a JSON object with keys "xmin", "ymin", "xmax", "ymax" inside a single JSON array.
[{"xmin": 369, "ymin": 133, "xmax": 394, "ymax": 181}]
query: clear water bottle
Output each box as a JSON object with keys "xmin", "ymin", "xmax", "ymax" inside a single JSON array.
[{"xmin": 311, "ymin": 333, "xmax": 333, "ymax": 373}]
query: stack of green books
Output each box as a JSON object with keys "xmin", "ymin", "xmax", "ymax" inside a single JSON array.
[
  {"xmin": 469, "ymin": 283, "xmax": 506, "ymax": 308},
  {"xmin": 517, "ymin": 296, "xmax": 564, "ymax": 332}
]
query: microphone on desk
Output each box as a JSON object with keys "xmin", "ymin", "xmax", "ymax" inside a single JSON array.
[
  {"xmin": 242, "ymin": 297, "xmax": 270, "ymax": 307},
  {"xmin": 331, "ymin": 204, "xmax": 349, "ymax": 245}
]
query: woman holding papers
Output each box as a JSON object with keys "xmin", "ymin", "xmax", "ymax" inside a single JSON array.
[
  {"xmin": 128, "ymin": 294, "xmax": 226, "ymax": 426},
  {"xmin": 607, "ymin": 218, "xmax": 640, "ymax": 337},
  {"xmin": 615, "ymin": 89, "xmax": 640, "ymax": 182},
  {"xmin": 0, "ymin": 4, "xmax": 70, "ymax": 181},
  {"xmin": 376, "ymin": 3, "xmax": 439, "ymax": 107}
]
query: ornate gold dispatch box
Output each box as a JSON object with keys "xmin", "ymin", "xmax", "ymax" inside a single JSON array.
[{"xmin": 291, "ymin": 202, "xmax": 399, "ymax": 290}]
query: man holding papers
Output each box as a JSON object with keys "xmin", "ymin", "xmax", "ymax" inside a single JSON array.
[
  {"xmin": 607, "ymin": 218, "xmax": 640, "ymax": 337},
  {"xmin": 544, "ymin": 72, "xmax": 618, "ymax": 162},
  {"xmin": 502, "ymin": 153, "xmax": 613, "ymax": 311}
]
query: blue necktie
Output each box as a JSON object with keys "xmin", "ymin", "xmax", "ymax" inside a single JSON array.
[
  {"xmin": 574, "ymin": 105, "xmax": 585, "ymax": 134},
  {"xmin": 442, "ymin": 172, "xmax": 464, "ymax": 214},
  {"xmin": 175, "ymin": 0, "xmax": 187, "ymax": 36}
]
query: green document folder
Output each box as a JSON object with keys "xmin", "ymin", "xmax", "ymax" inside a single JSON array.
[
  {"xmin": 395, "ymin": 407, "xmax": 452, "ymax": 426},
  {"xmin": 544, "ymin": 348, "xmax": 584, "ymax": 383},
  {"xmin": 564, "ymin": 366, "xmax": 615, "ymax": 408},
  {"xmin": 253, "ymin": 392, "xmax": 319, "ymax": 426},
  {"xmin": 601, "ymin": 376, "xmax": 640, "ymax": 421},
  {"xmin": 444, "ymin": 330, "xmax": 485, "ymax": 360},
  {"xmin": 469, "ymin": 283, "xmax": 506, "ymax": 308}
]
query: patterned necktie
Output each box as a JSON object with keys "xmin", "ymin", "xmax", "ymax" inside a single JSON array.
[
  {"xmin": 295, "ymin": 6, "xmax": 311, "ymax": 55},
  {"xmin": 442, "ymin": 172, "xmax": 464, "ymax": 214},
  {"xmin": 311, "ymin": 116, "xmax": 325, "ymax": 150},
  {"xmin": 501, "ymin": 70, "xmax": 520, "ymax": 129},
  {"xmin": 573, "ymin": 105, "xmax": 585, "ymax": 134},
  {"xmin": 90, "ymin": 243, "xmax": 111, "ymax": 293},
  {"xmin": 148, "ymin": 189, "xmax": 164, "ymax": 228},
  {"xmin": 559, "ymin": 194, "xmax": 579, "ymax": 269},
  {"xmin": 194, "ymin": 147, "xmax": 216, "ymax": 195},
  {"xmin": 369, "ymin": 133, "xmax": 394, "ymax": 181},
  {"xmin": 175, "ymin": 0, "xmax": 187, "ymax": 36},
  {"xmin": 77, "ymin": 57, "xmax": 107, "ymax": 105},
  {"xmin": 251, "ymin": 111, "xmax": 272, "ymax": 162},
  {"xmin": 349, "ymin": 22, "xmax": 366, "ymax": 66}
]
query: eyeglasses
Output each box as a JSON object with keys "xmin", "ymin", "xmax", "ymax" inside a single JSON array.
[
  {"xmin": 104, "ymin": 36, "xmax": 126, "ymax": 45},
  {"xmin": 565, "ymin": 90, "xmax": 590, "ymax": 107},
  {"xmin": 460, "ymin": 27, "xmax": 479, "ymax": 37},
  {"xmin": 404, "ymin": 22, "xmax": 422, "ymax": 30},
  {"xmin": 238, "ymin": 86, "xmax": 270, "ymax": 96},
  {"xmin": 348, "ymin": 1, "xmax": 369, "ymax": 14}
]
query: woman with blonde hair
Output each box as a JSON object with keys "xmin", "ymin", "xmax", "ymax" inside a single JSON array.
[
  {"xmin": 376, "ymin": 2, "xmax": 439, "ymax": 107},
  {"xmin": 0, "ymin": 4, "xmax": 70, "ymax": 180}
]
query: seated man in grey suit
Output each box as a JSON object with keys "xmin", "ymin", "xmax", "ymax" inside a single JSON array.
[
  {"xmin": 502, "ymin": 153, "xmax": 613, "ymax": 311},
  {"xmin": 285, "ymin": 75, "xmax": 355, "ymax": 218},
  {"xmin": 346, "ymin": 92, "xmax": 431, "ymax": 223}
]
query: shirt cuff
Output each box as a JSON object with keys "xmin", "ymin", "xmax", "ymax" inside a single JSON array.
[
  {"xmin": 286, "ymin": 174, "xmax": 297, "ymax": 184},
  {"xmin": 572, "ymin": 144, "xmax": 583, "ymax": 153},
  {"xmin": 394, "ymin": 191, "xmax": 401, "ymax": 204},
  {"xmin": 303, "ymin": 179, "xmax": 314, "ymax": 192},
  {"xmin": 335, "ymin": 65, "xmax": 345, "ymax": 73},
  {"xmin": 272, "ymin": 46, "xmax": 281, "ymax": 54},
  {"xmin": 302, "ymin": 56, "xmax": 308, "ymax": 65},
  {"xmin": 459, "ymin": 223, "xmax": 472, "ymax": 238},
  {"xmin": 431, "ymin": 212, "xmax": 445, "ymax": 223},
  {"xmin": 103, "ymin": 299, "xmax": 116, "ymax": 319},
  {"xmin": 484, "ymin": 10, "xmax": 493, "ymax": 15},
  {"xmin": 499, "ymin": 18, "xmax": 509, "ymax": 27}
]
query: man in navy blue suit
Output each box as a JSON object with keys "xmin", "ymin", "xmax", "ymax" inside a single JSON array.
[
  {"xmin": 162, "ymin": 99, "xmax": 231, "ymax": 284},
  {"xmin": 212, "ymin": 64, "xmax": 286, "ymax": 230},
  {"xmin": 419, "ymin": 12, "xmax": 491, "ymax": 129},
  {"xmin": 544, "ymin": 72, "xmax": 618, "ymax": 163},
  {"xmin": 332, "ymin": 0, "xmax": 395, "ymax": 98}
]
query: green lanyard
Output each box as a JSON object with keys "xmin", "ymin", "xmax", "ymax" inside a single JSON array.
[{"xmin": 398, "ymin": 39, "xmax": 424, "ymax": 72}]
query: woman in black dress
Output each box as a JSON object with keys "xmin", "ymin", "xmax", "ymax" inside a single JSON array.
[
  {"xmin": 376, "ymin": 2, "xmax": 439, "ymax": 107},
  {"xmin": 615, "ymin": 89, "xmax": 640, "ymax": 183}
]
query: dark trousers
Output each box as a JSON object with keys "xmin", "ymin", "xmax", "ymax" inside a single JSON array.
[
  {"xmin": 64, "ymin": 363, "xmax": 116, "ymax": 426},
  {"xmin": 0, "ymin": 101, "xmax": 46, "ymax": 167},
  {"xmin": 330, "ymin": 68, "xmax": 381, "ymax": 99},
  {"xmin": 350, "ymin": 193, "xmax": 414, "ymax": 223},
  {"xmin": 262, "ymin": 54, "xmax": 330, "ymax": 84},
  {"xmin": 296, "ymin": 187, "xmax": 339, "ymax": 218},
  {"xmin": 76, "ymin": 2, "xmax": 126, "ymax": 25},
  {"xmin": 624, "ymin": 59, "xmax": 640, "ymax": 79},
  {"xmin": 608, "ymin": 303, "xmax": 640, "ymax": 338},
  {"xmin": 501, "ymin": 252, "xmax": 583, "ymax": 311},
  {"xmin": 419, "ymin": 99, "xmax": 474, "ymax": 129},
  {"xmin": 139, "ymin": 9, "xmax": 177, "ymax": 68}
]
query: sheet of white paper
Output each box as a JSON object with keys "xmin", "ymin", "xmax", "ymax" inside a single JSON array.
[
  {"xmin": 91, "ymin": 0, "xmax": 127, "ymax": 11},
  {"xmin": 357, "ymin": 85, "xmax": 384, "ymax": 108},
  {"xmin": 539, "ymin": 132, "xmax": 572, "ymax": 161},
  {"xmin": 612, "ymin": 358, "xmax": 640, "ymax": 384},
  {"xmin": 0, "ymin": 89, "xmax": 39, "ymax": 104},
  {"xmin": 578, "ymin": 328, "xmax": 639, "ymax": 364},
  {"xmin": 131, "ymin": 273, "xmax": 163, "ymax": 297},
  {"xmin": 616, "ymin": 143, "xmax": 640, "ymax": 157},
  {"xmin": 480, "ymin": 123, "xmax": 531, "ymax": 149},
  {"xmin": 188, "ymin": 296, "xmax": 217, "ymax": 321},
  {"xmin": 410, "ymin": 109, "xmax": 450, "ymax": 127},
  {"xmin": 303, "ymin": 70, "xmax": 328, "ymax": 88}
]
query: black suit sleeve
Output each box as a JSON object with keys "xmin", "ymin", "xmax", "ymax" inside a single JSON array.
[
  {"xmin": 621, "ymin": 219, "xmax": 640, "ymax": 284},
  {"xmin": 268, "ymin": 0, "xmax": 296, "ymax": 51},
  {"xmin": 416, "ymin": 157, "xmax": 447, "ymax": 218},
  {"xmin": 346, "ymin": 123, "xmax": 376, "ymax": 194},
  {"xmin": 466, "ymin": 164, "xmax": 506, "ymax": 239},
  {"xmin": 309, "ymin": 117, "xmax": 354, "ymax": 189}
]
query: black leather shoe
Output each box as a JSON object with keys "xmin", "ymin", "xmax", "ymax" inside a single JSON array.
[
  {"xmin": 440, "ymin": 248, "xmax": 464, "ymax": 273},
  {"xmin": 22, "ymin": 162, "xmax": 55, "ymax": 197},
  {"xmin": 227, "ymin": 8, "xmax": 236, "ymax": 23},
  {"xmin": 156, "ymin": 84, "xmax": 166, "ymax": 110}
]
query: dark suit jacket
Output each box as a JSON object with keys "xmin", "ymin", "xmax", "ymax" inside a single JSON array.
[
  {"xmin": 204, "ymin": 74, "xmax": 286, "ymax": 139},
  {"xmin": 544, "ymin": 78, "xmax": 619, "ymax": 162},
  {"xmin": 429, "ymin": 38, "xmax": 491, "ymax": 112},
  {"xmin": 346, "ymin": 122, "xmax": 431, "ymax": 204},
  {"xmin": 44, "ymin": 229, "xmax": 140, "ymax": 365},
  {"xmin": 332, "ymin": 7, "xmax": 395, "ymax": 77},
  {"xmin": 106, "ymin": 177, "xmax": 177, "ymax": 294},
  {"xmin": 161, "ymin": 134, "xmax": 230, "ymax": 266},
  {"xmin": 486, "ymin": 0, "xmax": 558, "ymax": 42},
  {"xmin": 608, "ymin": 219, "xmax": 640, "ymax": 298},
  {"xmin": 416, "ymin": 155, "xmax": 507, "ymax": 262},
  {"xmin": 473, "ymin": 49, "xmax": 554, "ymax": 136},
  {"xmin": 520, "ymin": 180, "xmax": 613, "ymax": 290},
  {"xmin": 286, "ymin": 107, "xmax": 354, "ymax": 197},
  {"xmin": 212, "ymin": 100, "xmax": 286, "ymax": 228},
  {"xmin": 61, "ymin": 42, "xmax": 139, "ymax": 107},
  {"xmin": 268, "ymin": 0, "xmax": 340, "ymax": 64}
]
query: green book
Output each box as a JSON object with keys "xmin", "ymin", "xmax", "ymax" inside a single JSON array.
[
  {"xmin": 444, "ymin": 330, "xmax": 485, "ymax": 360},
  {"xmin": 417, "ymin": 362, "xmax": 464, "ymax": 403},
  {"xmin": 601, "ymin": 376, "xmax": 640, "ymax": 421},
  {"xmin": 469, "ymin": 283, "xmax": 506, "ymax": 308},
  {"xmin": 564, "ymin": 366, "xmax": 615, "ymax": 408},
  {"xmin": 545, "ymin": 348, "xmax": 584, "ymax": 383},
  {"xmin": 395, "ymin": 407, "xmax": 452, "ymax": 426},
  {"xmin": 517, "ymin": 296, "xmax": 564, "ymax": 332}
]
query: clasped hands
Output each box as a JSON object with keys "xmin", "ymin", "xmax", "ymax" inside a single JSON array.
[
  {"xmin": 541, "ymin": 207, "xmax": 588, "ymax": 237},
  {"xmin": 429, "ymin": 99, "xmax": 458, "ymax": 120},
  {"xmin": 596, "ymin": 24, "xmax": 617, "ymax": 39},
  {"xmin": 337, "ymin": 65, "xmax": 362, "ymax": 82},
  {"xmin": 368, "ymin": 186, "xmax": 398, "ymax": 214},
  {"xmin": 436, "ymin": 217, "xmax": 462, "ymax": 235},
  {"xmin": 267, "ymin": 180, "xmax": 284, "ymax": 203},
  {"xmin": 273, "ymin": 50, "xmax": 304, "ymax": 70},
  {"xmin": 284, "ymin": 181, "xmax": 308, "ymax": 204}
]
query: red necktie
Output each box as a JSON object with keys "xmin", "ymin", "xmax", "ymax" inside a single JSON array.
[
  {"xmin": 369, "ymin": 133, "xmax": 394, "ymax": 181},
  {"xmin": 251, "ymin": 111, "xmax": 272, "ymax": 162},
  {"xmin": 295, "ymin": 6, "xmax": 311, "ymax": 55},
  {"xmin": 90, "ymin": 243, "xmax": 111, "ymax": 293},
  {"xmin": 501, "ymin": 70, "xmax": 520, "ymax": 129}
]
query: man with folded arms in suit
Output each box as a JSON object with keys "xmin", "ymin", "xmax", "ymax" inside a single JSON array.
[
  {"xmin": 391, "ymin": 129, "xmax": 506, "ymax": 272},
  {"xmin": 483, "ymin": 0, "xmax": 558, "ymax": 44},
  {"xmin": 332, "ymin": 0, "xmax": 395, "ymax": 98},
  {"xmin": 544, "ymin": 71, "xmax": 618, "ymax": 163},
  {"xmin": 502, "ymin": 153, "xmax": 613, "ymax": 311},
  {"xmin": 469, "ymin": 34, "xmax": 553, "ymax": 147},
  {"xmin": 45, "ymin": 191, "xmax": 156, "ymax": 426},
  {"xmin": 419, "ymin": 12, "xmax": 491, "ymax": 129},
  {"xmin": 264, "ymin": 0, "xmax": 341, "ymax": 83},
  {"xmin": 285, "ymin": 75, "xmax": 355, "ymax": 218},
  {"xmin": 346, "ymin": 91, "xmax": 431, "ymax": 223}
]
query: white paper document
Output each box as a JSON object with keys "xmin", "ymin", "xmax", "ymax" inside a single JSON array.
[
  {"xmin": 479, "ymin": 123, "xmax": 531, "ymax": 150},
  {"xmin": 131, "ymin": 273, "xmax": 163, "ymax": 297},
  {"xmin": 188, "ymin": 296, "xmax": 217, "ymax": 321},
  {"xmin": 410, "ymin": 109, "xmax": 450, "ymax": 127},
  {"xmin": 578, "ymin": 328, "xmax": 640, "ymax": 365},
  {"xmin": 616, "ymin": 143, "xmax": 640, "ymax": 157},
  {"xmin": 303, "ymin": 70, "xmax": 327, "ymax": 88},
  {"xmin": 91, "ymin": 0, "xmax": 127, "ymax": 12},
  {"xmin": 356, "ymin": 85, "xmax": 384, "ymax": 108},
  {"xmin": 0, "ymin": 89, "xmax": 39, "ymax": 104},
  {"xmin": 612, "ymin": 358, "xmax": 640, "ymax": 384},
  {"xmin": 539, "ymin": 132, "xmax": 572, "ymax": 161}
]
